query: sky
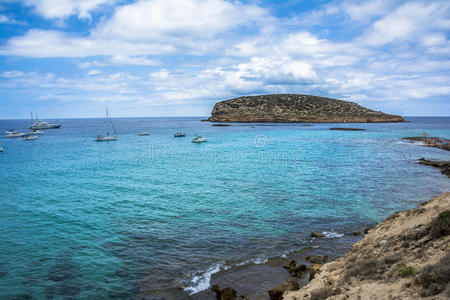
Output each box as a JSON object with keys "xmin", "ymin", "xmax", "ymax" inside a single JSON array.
[{"xmin": 0, "ymin": 0, "xmax": 449, "ymax": 119}]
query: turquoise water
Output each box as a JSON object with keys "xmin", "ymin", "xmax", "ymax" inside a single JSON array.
[{"xmin": 0, "ymin": 117, "xmax": 449, "ymax": 299}]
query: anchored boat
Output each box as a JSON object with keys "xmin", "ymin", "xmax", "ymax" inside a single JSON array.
[
  {"xmin": 192, "ymin": 134, "xmax": 207, "ymax": 143},
  {"xmin": 29, "ymin": 120, "xmax": 61, "ymax": 130},
  {"xmin": 5, "ymin": 130, "xmax": 25, "ymax": 138},
  {"xmin": 95, "ymin": 108, "xmax": 118, "ymax": 142},
  {"xmin": 22, "ymin": 135, "xmax": 38, "ymax": 141}
]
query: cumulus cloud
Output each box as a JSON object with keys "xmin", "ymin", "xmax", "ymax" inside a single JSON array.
[
  {"xmin": 93, "ymin": 0, "xmax": 267, "ymax": 40},
  {"xmin": 2, "ymin": 0, "xmax": 267, "ymax": 57}
]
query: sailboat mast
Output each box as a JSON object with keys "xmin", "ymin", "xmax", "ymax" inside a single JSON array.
[{"xmin": 106, "ymin": 108, "xmax": 117, "ymax": 135}]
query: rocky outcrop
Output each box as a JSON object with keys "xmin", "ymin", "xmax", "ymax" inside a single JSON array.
[
  {"xmin": 403, "ymin": 137, "xmax": 450, "ymax": 151},
  {"xmin": 284, "ymin": 192, "xmax": 450, "ymax": 300},
  {"xmin": 418, "ymin": 158, "xmax": 450, "ymax": 178},
  {"xmin": 308, "ymin": 264, "xmax": 322, "ymax": 282},
  {"xmin": 211, "ymin": 285, "xmax": 237, "ymax": 300},
  {"xmin": 207, "ymin": 94, "xmax": 404, "ymax": 123},
  {"xmin": 283, "ymin": 260, "xmax": 309, "ymax": 278},
  {"xmin": 329, "ymin": 127, "xmax": 366, "ymax": 131},
  {"xmin": 268, "ymin": 278, "xmax": 300, "ymax": 300},
  {"xmin": 310, "ymin": 232, "xmax": 324, "ymax": 238}
]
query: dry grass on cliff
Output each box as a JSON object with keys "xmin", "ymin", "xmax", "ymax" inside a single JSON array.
[{"xmin": 284, "ymin": 192, "xmax": 450, "ymax": 300}]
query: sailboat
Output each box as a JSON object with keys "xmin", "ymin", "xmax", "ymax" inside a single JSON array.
[{"xmin": 95, "ymin": 108, "xmax": 118, "ymax": 141}]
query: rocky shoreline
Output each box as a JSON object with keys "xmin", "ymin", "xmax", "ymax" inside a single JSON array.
[
  {"xmin": 282, "ymin": 192, "xmax": 450, "ymax": 300},
  {"xmin": 403, "ymin": 137, "xmax": 450, "ymax": 151},
  {"xmin": 205, "ymin": 192, "xmax": 449, "ymax": 300}
]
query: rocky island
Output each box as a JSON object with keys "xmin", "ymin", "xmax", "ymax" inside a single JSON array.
[{"xmin": 207, "ymin": 94, "xmax": 404, "ymax": 123}]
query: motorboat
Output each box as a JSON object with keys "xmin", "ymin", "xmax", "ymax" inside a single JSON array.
[
  {"xmin": 0, "ymin": 146, "xmax": 3, "ymax": 152},
  {"xmin": 5, "ymin": 130, "xmax": 25, "ymax": 138},
  {"xmin": 29, "ymin": 120, "xmax": 61, "ymax": 130},
  {"xmin": 192, "ymin": 135, "xmax": 207, "ymax": 143},
  {"xmin": 174, "ymin": 132, "xmax": 185, "ymax": 137},
  {"xmin": 138, "ymin": 132, "xmax": 150, "ymax": 136},
  {"xmin": 22, "ymin": 135, "xmax": 38, "ymax": 141}
]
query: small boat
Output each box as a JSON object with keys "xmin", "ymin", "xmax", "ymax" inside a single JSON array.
[
  {"xmin": 174, "ymin": 132, "xmax": 185, "ymax": 137},
  {"xmin": 22, "ymin": 135, "xmax": 38, "ymax": 141},
  {"xmin": 95, "ymin": 108, "xmax": 118, "ymax": 141},
  {"xmin": 95, "ymin": 134, "xmax": 117, "ymax": 142},
  {"xmin": 29, "ymin": 120, "xmax": 61, "ymax": 130},
  {"xmin": 192, "ymin": 135, "xmax": 207, "ymax": 143},
  {"xmin": 29, "ymin": 130, "xmax": 44, "ymax": 134},
  {"xmin": 0, "ymin": 146, "xmax": 3, "ymax": 152},
  {"xmin": 5, "ymin": 130, "xmax": 25, "ymax": 138},
  {"xmin": 138, "ymin": 132, "xmax": 150, "ymax": 136}
]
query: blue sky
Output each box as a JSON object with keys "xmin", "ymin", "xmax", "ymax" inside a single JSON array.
[{"xmin": 0, "ymin": 0, "xmax": 449, "ymax": 118}]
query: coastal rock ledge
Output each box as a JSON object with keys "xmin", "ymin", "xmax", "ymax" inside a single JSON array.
[
  {"xmin": 284, "ymin": 192, "xmax": 450, "ymax": 300},
  {"xmin": 207, "ymin": 94, "xmax": 404, "ymax": 123}
]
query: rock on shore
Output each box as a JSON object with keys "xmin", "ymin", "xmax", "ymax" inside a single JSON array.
[
  {"xmin": 207, "ymin": 94, "xmax": 404, "ymax": 123},
  {"xmin": 283, "ymin": 192, "xmax": 450, "ymax": 300}
]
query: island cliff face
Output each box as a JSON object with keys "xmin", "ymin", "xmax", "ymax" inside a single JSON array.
[{"xmin": 207, "ymin": 94, "xmax": 404, "ymax": 123}]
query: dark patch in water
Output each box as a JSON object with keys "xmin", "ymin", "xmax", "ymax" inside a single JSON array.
[
  {"xmin": 11, "ymin": 293, "xmax": 33, "ymax": 300},
  {"xmin": 44, "ymin": 252, "xmax": 82, "ymax": 299}
]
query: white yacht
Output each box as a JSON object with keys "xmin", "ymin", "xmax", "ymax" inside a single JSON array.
[
  {"xmin": 29, "ymin": 120, "xmax": 61, "ymax": 130},
  {"xmin": 138, "ymin": 132, "xmax": 150, "ymax": 136},
  {"xmin": 22, "ymin": 135, "xmax": 38, "ymax": 141},
  {"xmin": 5, "ymin": 130, "xmax": 25, "ymax": 138},
  {"xmin": 95, "ymin": 134, "xmax": 117, "ymax": 142},
  {"xmin": 95, "ymin": 108, "xmax": 118, "ymax": 142},
  {"xmin": 192, "ymin": 135, "xmax": 207, "ymax": 143}
]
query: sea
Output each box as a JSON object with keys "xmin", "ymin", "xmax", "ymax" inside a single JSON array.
[{"xmin": 0, "ymin": 117, "xmax": 449, "ymax": 299}]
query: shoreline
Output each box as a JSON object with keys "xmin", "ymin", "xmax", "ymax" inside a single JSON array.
[
  {"xmin": 283, "ymin": 192, "xmax": 450, "ymax": 299},
  {"xmin": 138, "ymin": 149, "xmax": 450, "ymax": 299}
]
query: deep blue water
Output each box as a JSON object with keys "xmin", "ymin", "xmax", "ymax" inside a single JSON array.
[{"xmin": 0, "ymin": 117, "xmax": 449, "ymax": 299}]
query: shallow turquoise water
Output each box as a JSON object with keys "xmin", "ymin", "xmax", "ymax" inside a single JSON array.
[{"xmin": 0, "ymin": 117, "xmax": 449, "ymax": 298}]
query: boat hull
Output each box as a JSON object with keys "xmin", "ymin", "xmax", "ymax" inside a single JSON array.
[
  {"xmin": 95, "ymin": 136, "xmax": 118, "ymax": 142},
  {"xmin": 29, "ymin": 124, "xmax": 61, "ymax": 130}
]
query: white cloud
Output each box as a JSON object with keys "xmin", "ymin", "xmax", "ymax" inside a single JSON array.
[
  {"xmin": 363, "ymin": 2, "xmax": 449, "ymax": 46},
  {"xmin": 94, "ymin": 0, "xmax": 266, "ymax": 40},
  {"xmin": 0, "ymin": 13, "xmax": 26, "ymax": 25},
  {"xmin": 110, "ymin": 55, "xmax": 159, "ymax": 66},
  {"xmin": 2, "ymin": 0, "xmax": 267, "ymax": 58},
  {"xmin": 87, "ymin": 69, "xmax": 102, "ymax": 76},
  {"xmin": 1, "ymin": 70, "xmax": 25, "ymax": 78},
  {"xmin": 24, "ymin": 0, "xmax": 114, "ymax": 19}
]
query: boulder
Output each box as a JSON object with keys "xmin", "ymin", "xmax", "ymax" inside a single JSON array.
[
  {"xmin": 283, "ymin": 260, "xmax": 309, "ymax": 277},
  {"xmin": 268, "ymin": 277, "xmax": 300, "ymax": 300},
  {"xmin": 305, "ymin": 255, "xmax": 328, "ymax": 264},
  {"xmin": 311, "ymin": 232, "xmax": 324, "ymax": 238},
  {"xmin": 211, "ymin": 285, "xmax": 237, "ymax": 300}
]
